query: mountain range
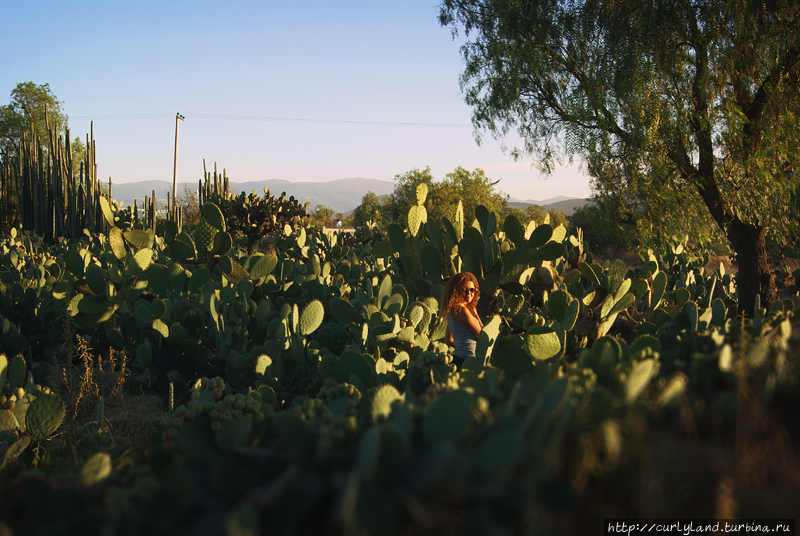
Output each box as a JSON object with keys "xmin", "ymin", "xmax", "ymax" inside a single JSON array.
[{"xmin": 109, "ymin": 178, "xmax": 588, "ymax": 215}]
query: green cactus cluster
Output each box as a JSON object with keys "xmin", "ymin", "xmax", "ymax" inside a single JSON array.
[
  {"xmin": 0, "ymin": 353, "xmax": 64, "ymax": 471},
  {"xmin": 201, "ymin": 174, "xmax": 310, "ymax": 255},
  {"xmin": 0, "ymin": 157, "xmax": 798, "ymax": 536},
  {"xmin": 161, "ymin": 376, "xmax": 266, "ymax": 458},
  {"xmin": 0, "ymin": 124, "xmax": 122, "ymax": 242}
]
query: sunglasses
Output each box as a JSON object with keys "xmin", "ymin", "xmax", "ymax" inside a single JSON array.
[{"xmin": 465, "ymin": 288, "xmax": 478, "ymax": 294}]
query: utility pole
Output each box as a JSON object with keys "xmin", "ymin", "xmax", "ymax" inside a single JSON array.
[{"xmin": 172, "ymin": 113, "xmax": 185, "ymax": 220}]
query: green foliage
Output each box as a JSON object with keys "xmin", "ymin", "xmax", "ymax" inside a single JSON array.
[
  {"xmin": 430, "ymin": 166, "xmax": 508, "ymax": 224},
  {"xmin": 307, "ymin": 204, "xmax": 337, "ymax": 228},
  {"xmin": 384, "ymin": 167, "xmax": 435, "ymax": 228},
  {"xmin": 439, "ymin": 0, "xmax": 800, "ymax": 311},
  {"xmin": 206, "ymin": 187, "xmax": 309, "ymax": 254},
  {"xmin": 569, "ymin": 199, "xmax": 638, "ymax": 256},
  {"xmin": 351, "ymin": 191, "xmax": 389, "ymax": 229},
  {"xmin": 0, "ymin": 174, "xmax": 798, "ymax": 536},
  {"xmin": 0, "ymin": 82, "xmax": 66, "ymax": 156},
  {"xmin": 386, "ymin": 166, "xmax": 508, "ymax": 229},
  {"xmin": 25, "ymin": 394, "xmax": 65, "ymax": 443}
]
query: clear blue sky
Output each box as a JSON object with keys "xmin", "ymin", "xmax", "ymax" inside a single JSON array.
[{"xmin": 1, "ymin": 0, "xmax": 592, "ymax": 203}]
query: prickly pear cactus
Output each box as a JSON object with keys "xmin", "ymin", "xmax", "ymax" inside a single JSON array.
[
  {"xmin": 25, "ymin": 394, "xmax": 65, "ymax": 443},
  {"xmin": 298, "ymin": 300, "xmax": 324, "ymax": 336}
]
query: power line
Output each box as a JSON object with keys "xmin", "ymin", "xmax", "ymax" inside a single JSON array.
[
  {"xmin": 68, "ymin": 112, "xmax": 470, "ymax": 128},
  {"xmin": 69, "ymin": 113, "xmax": 173, "ymax": 120}
]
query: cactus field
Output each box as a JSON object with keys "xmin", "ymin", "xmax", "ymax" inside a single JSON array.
[{"xmin": 0, "ymin": 171, "xmax": 799, "ymax": 535}]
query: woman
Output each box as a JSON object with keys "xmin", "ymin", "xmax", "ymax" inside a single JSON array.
[{"xmin": 442, "ymin": 272, "xmax": 484, "ymax": 370}]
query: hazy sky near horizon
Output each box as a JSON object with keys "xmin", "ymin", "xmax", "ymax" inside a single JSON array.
[{"xmin": 1, "ymin": 0, "xmax": 592, "ymax": 203}]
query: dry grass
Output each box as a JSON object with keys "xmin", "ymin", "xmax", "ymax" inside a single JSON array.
[
  {"xmin": 51, "ymin": 319, "xmax": 168, "ymax": 438},
  {"xmin": 103, "ymin": 393, "xmax": 167, "ymax": 437}
]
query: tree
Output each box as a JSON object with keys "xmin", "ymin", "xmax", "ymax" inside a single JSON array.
[
  {"xmin": 386, "ymin": 166, "xmax": 508, "ymax": 227},
  {"xmin": 569, "ymin": 200, "xmax": 638, "ymax": 257},
  {"xmin": 351, "ymin": 191, "xmax": 388, "ymax": 228},
  {"xmin": 308, "ymin": 204, "xmax": 336, "ymax": 228},
  {"xmin": 385, "ymin": 167, "xmax": 436, "ymax": 226},
  {"xmin": 176, "ymin": 183, "xmax": 201, "ymax": 226},
  {"xmin": 1, "ymin": 82, "xmax": 67, "ymax": 156},
  {"xmin": 71, "ymin": 136, "xmax": 87, "ymax": 179},
  {"xmin": 429, "ymin": 166, "xmax": 508, "ymax": 223},
  {"xmin": 440, "ymin": 0, "xmax": 800, "ymax": 312}
]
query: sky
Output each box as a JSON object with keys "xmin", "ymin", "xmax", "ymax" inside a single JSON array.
[{"xmin": 1, "ymin": 0, "xmax": 592, "ymax": 203}]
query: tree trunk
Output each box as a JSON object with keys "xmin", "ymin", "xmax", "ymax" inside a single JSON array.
[{"xmin": 727, "ymin": 219, "xmax": 774, "ymax": 316}]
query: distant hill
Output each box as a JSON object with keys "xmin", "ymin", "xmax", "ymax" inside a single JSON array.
[
  {"xmin": 229, "ymin": 178, "xmax": 394, "ymax": 212},
  {"xmin": 109, "ymin": 178, "xmax": 394, "ymax": 214},
  {"xmin": 109, "ymin": 178, "xmax": 588, "ymax": 215},
  {"xmin": 507, "ymin": 197, "xmax": 589, "ymax": 216},
  {"xmin": 509, "ymin": 195, "xmax": 577, "ymax": 205}
]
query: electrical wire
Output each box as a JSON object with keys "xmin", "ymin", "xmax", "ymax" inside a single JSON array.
[{"xmin": 68, "ymin": 112, "xmax": 470, "ymax": 128}]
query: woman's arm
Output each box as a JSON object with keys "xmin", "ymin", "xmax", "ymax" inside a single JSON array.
[
  {"xmin": 455, "ymin": 306, "xmax": 483, "ymax": 338},
  {"xmin": 473, "ymin": 306, "xmax": 484, "ymax": 330}
]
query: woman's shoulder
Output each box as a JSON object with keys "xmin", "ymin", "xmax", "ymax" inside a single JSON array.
[
  {"xmin": 450, "ymin": 304, "xmax": 466, "ymax": 315},
  {"xmin": 452, "ymin": 304, "xmax": 471, "ymax": 321}
]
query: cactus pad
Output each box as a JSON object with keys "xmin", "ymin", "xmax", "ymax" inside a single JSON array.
[
  {"xmin": 607, "ymin": 260, "xmax": 626, "ymax": 296},
  {"xmin": 329, "ymin": 297, "xmax": 362, "ymax": 324},
  {"xmin": 210, "ymin": 231, "xmax": 233, "ymax": 256},
  {"xmin": 422, "ymin": 389, "xmax": 471, "ymax": 444},
  {"xmin": 250, "ymin": 254, "xmax": 278, "ymax": 280},
  {"xmin": 131, "ymin": 248, "xmax": 153, "ymax": 273},
  {"xmin": 408, "ymin": 205, "xmax": 427, "ymax": 237},
  {"xmin": 99, "ymin": 196, "xmax": 115, "ymax": 227},
  {"xmin": 625, "ymin": 359, "xmax": 659, "ymax": 402},
  {"xmin": 371, "ymin": 384, "xmax": 403, "ymax": 424},
  {"xmin": 476, "ymin": 315, "xmax": 502, "ymax": 366},
  {"xmin": 0, "ymin": 354, "xmax": 7, "ymax": 387},
  {"xmin": 170, "ymin": 240, "xmax": 195, "ymax": 261},
  {"xmin": 607, "ymin": 293, "xmax": 636, "ymax": 317},
  {"xmin": 108, "ymin": 227, "xmax": 126, "ymax": 260},
  {"xmin": 25, "ymin": 394, "xmax": 65, "ymax": 442},
  {"xmin": 650, "ymin": 271, "xmax": 667, "ymax": 310},
  {"xmin": 524, "ymin": 326, "xmax": 561, "ymax": 360},
  {"xmin": 193, "ymin": 219, "xmax": 218, "ymax": 257},
  {"xmin": 81, "ymin": 452, "xmax": 113, "ymax": 486},
  {"xmin": 0, "ymin": 409, "xmax": 19, "ymax": 433},
  {"xmin": 202, "ymin": 202, "xmax": 226, "ymax": 232},
  {"xmin": 124, "ymin": 229, "xmax": 153, "ymax": 250},
  {"xmin": 7, "ymin": 355, "xmax": 26, "ymax": 390},
  {"xmin": 415, "ymin": 182, "xmax": 428, "ymax": 205},
  {"xmin": 419, "ymin": 244, "xmax": 442, "ymax": 282},
  {"xmin": 503, "ymin": 214, "xmax": 526, "ymax": 249},
  {"xmin": 337, "ymin": 349, "xmax": 373, "ymax": 388},
  {"xmin": 298, "ymin": 300, "xmax": 324, "ymax": 336},
  {"xmin": 528, "ymin": 224, "xmax": 553, "ymax": 248}
]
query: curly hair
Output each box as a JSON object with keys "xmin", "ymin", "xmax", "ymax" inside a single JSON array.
[{"xmin": 441, "ymin": 272, "xmax": 480, "ymax": 316}]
